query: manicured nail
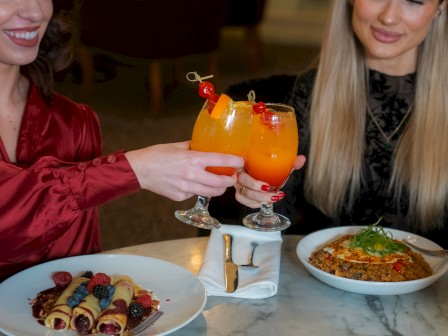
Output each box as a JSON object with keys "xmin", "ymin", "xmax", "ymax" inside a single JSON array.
[
  {"xmin": 278, "ymin": 191, "xmax": 285, "ymax": 199},
  {"xmin": 271, "ymin": 196, "xmax": 280, "ymax": 202},
  {"xmin": 261, "ymin": 185, "xmax": 270, "ymax": 192}
]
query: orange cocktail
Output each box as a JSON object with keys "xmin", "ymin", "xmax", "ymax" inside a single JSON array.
[
  {"xmin": 191, "ymin": 99, "xmax": 254, "ymax": 176},
  {"xmin": 245, "ymin": 107, "xmax": 298, "ymax": 190},
  {"xmin": 243, "ymin": 102, "xmax": 298, "ymax": 232},
  {"xmin": 176, "ymin": 72, "xmax": 254, "ymax": 231}
]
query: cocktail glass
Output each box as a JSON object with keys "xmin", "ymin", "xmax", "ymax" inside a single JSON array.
[
  {"xmin": 243, "ymin": 103, "xmax": 298, "ymax": 232},
  {"xmin": 175, "ymin": 96, "xmax": 253, "ymax": 230}
]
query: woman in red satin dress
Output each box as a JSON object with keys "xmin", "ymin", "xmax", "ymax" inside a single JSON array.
[{"xmin": 0, "ymin": 0, "xmax": 244, "ymax": 281}]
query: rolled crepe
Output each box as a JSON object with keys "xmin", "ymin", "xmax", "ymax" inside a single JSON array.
[
  {"xmin": 69, "ymin": 293, "xmax": 101, "ymax": 334},
  {"xmin": 44, "ymin": 276, "xmax": 89, "ymax": 330},
  {"xmin": 95, "ymin": 275, "xmax": 134, "ymax": 335}
]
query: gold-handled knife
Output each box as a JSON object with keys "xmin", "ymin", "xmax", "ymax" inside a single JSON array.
[{"xmin": 223, "ymin": 234, "xmax": 238, "ymax": 292}]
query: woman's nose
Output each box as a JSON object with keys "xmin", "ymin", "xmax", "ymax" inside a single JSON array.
[
  {"xmin": 16, "ymin": 0, "xmax": 47, "ymax": 22},
  {"xmin": 378, "ymin": 1, "xmax": 401, "ymax": 26}
]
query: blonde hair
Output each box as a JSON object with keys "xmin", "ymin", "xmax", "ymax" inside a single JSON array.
[{"xmin": 305, "ymin": 0, "xmax": 448, "ymax": 232}]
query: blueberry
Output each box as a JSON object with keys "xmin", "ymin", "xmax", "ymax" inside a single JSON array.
[
  {"xmin": 67, "ymin": 296, "xmax": 78, "ymax": 308},
  {"xmin": 99, "ymin": 298, "xmax": 109, "ymax": 310}
]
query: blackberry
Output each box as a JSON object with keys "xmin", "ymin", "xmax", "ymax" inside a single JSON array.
[
  {"xmin": 93, "ymin": 284, "xmax": 109, "ymax": 299},
  {"xmin": 81, "ymin": 271, "xmax": 93, "ymax": 279},
  {"xmin": 128, "ymin": 302, "xmax": 144, "ymax": 318}
]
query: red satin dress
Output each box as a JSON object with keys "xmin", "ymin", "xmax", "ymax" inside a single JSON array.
[{"xmin": 0, "ymin": 86, "xmax": 141, "ymax": 281}]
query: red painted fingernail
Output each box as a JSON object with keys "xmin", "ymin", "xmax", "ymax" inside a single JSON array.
[
  {"xmin": 271, "ymin": 196, "xmax": 280, "ymax": 202},
  {"xmin": 261, "ymin": 185, "xmax": 270, "ymax": 192},
  {"xmin": 278, "ymin": 192, "xmax": 285, "ymax": 199}
]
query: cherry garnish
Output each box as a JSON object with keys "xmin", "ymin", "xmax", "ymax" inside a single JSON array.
[
  {"xmin": 253, "ymin": 102, "xmax": 266, "ymax": 114},
  {"xmin": 260, "ymin": 110, "xmax": 275, "ymax": 122},
  {"xmin": 209, "ymin": 93, "xmax": 219, "ymax": 102},
  {"xmin": 198, "ymin": 82, "xmax": 215, "ymax": 99}
]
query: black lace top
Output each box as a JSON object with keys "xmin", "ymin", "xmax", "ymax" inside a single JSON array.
[{"xmin": 278, "ymin": 68, "xmax": 448, "ymax": 248}]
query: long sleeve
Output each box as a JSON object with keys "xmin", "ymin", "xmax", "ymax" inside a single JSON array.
[{"xmin": 0, "ymin": 153, "xmax": 139, "ymax": 256}]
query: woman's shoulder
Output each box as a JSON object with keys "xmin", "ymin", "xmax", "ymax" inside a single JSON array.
[
  {"xmin": 49, "ymin": 90, "xmax": 97, "ymax": 118},
  {"xmin": 292, "ymin": 68, "xmax": 317, "ymax": 94},
  {"xmin": 28, "ymin": 86, "xmax": 100, "ymax": 129},
  {"xmin": 286, "ymin": 68, "xmax": 317, "ymax": 109},
  {"xmin": 28, "ymin": 85, "xmax": 96, "ymax": 117}
]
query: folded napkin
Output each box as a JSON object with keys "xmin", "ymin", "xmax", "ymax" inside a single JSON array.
[{"xmin": 198, "ymin": 224, "xmax": 283, "ymax": 299}]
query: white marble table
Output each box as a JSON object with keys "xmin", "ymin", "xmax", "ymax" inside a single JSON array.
[{"xmin": 106, "ymin": 236, "xmax": 448, "ymax": 336}]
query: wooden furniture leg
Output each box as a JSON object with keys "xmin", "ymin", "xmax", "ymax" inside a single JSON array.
[
  {"xmin": 77, "ymin": 45, "xmax": 95, "ymax": 96},
  {"xmin": 148, "ymin": 60, "xmax": 163, "ymax": 114},
  {"xmin": 246, "ymin": 26, "xmax": 262, "ymax": 71}
]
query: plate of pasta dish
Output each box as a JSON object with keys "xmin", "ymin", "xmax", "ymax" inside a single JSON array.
[{"xmin": 296, "ymin": 225, "xmax": 448, "ymax": 295}]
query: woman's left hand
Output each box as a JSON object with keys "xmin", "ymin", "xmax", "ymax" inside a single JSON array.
[{"xmin": 235, "ymin": 155, "xmax": 306, "ymax": 208}]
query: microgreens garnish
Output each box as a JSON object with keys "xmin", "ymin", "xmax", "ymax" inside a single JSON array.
[{"xmin": 350, "ymin": 218, "xmax": 405, "ymax": 256}]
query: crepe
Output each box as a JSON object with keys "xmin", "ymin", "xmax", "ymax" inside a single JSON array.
[
  {"xmin": 95, "ymin": 275, "xmax": 134, "ymax": 334},
  {"xmin": 44, "ymin": 276, "xmax": 89, "ymax": 330},
  {"xmin": 69, "ymin": 293, "xmax": 102, "ymax": 334}
]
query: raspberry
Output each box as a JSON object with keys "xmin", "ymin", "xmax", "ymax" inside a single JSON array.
[
  {"xmin": 87, "ymin": 282, "xmax": 95, "ymax": 293},
  {"xmin": 136, "ymin": 294, "xmax": 152, "ymax": 308},
  {"xmin": 87, "ymin": 272, "xmax": 111, "ymax": 293},
  {"xmin": 128, "ymin": 302, "xmax": 144, "ymax": 318},
  {"xmin": 92, "ymin": 272, "xmax": 111, "ymax": 285},
  {"xmin": 52, "ymin": 271, "xmax": 72, "ymax": 288}
]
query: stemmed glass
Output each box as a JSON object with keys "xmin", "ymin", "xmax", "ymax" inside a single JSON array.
[
  {"xmin": 175, "ymin": 93, "xmax": 253, "ymax": 230},
  {"xmin": 243, "ymin": 103, "xmax": 298, "ymax": 232}
]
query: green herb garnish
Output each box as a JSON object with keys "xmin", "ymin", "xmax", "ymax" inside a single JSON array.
[{"xmin": 350, "ymin": 218, "xmax": 405, "ymax": 256}]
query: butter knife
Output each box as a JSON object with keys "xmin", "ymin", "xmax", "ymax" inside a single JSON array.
[{"xmin": 223, "ymin": 234, "xmax": 238, "ymax": 292}]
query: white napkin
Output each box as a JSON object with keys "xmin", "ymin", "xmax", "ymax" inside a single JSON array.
[{"xmin": 198, "ymin": 224, "xmax": 283, "ymax": 299}]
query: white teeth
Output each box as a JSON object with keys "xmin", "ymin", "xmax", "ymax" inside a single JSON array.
[{"xmin": 5, "ymin": 30, "xmax": 38, "ymax": 40}]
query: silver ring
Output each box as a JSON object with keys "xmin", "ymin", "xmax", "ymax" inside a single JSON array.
[{"xmin": 241, "ymin": 186, "xmax": 247, "ymax": 197}]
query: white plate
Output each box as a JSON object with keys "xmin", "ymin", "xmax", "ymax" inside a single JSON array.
[
  {"xmin": 0, "ymin": 254, "xmax": 207, "ymax": 336},
  {"xmin": 296, "ymin": 226, "xmax": 448, "ymax": 295}
]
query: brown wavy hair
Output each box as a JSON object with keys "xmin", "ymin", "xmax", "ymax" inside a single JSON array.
[{"xmin": 20, "ymin": 0, "xmax": 75, "ymax": 105}]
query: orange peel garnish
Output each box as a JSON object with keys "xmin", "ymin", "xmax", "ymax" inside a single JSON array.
[{"xmin": 210, "ymin": 94, "xmax": 232, "ymax": 119}]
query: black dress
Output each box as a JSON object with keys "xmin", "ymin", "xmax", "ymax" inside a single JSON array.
[
  {"xmin": 279, "ymin": 68, "xmax": 448, "ymax": 248},
  {"xmin": 210, "ymin": 69, "xmax": 448, "ymax": 248}
]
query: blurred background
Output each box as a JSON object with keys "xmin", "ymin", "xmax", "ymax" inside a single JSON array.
[{"xmin": 56, "ymin": 0, "xmax": 329, "ymax": 250}]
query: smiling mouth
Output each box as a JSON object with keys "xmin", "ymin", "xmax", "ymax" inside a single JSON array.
[
  {"xmin": 372, "ymin": 27, "xmax": 401, "ymax": 43},
  {"xmin": 5, "ymin": 30, "xmax": 38, "ymax": 40}
]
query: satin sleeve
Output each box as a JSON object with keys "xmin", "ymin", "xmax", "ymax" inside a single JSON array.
[{"xmin": 0, "ymin": 152, "xmax": 140, "ymax": 265}]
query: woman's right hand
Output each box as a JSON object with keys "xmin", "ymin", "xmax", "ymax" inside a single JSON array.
[{"xmin": 125, "ymin": 141, "xmax": 245, "ymax": 201}]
